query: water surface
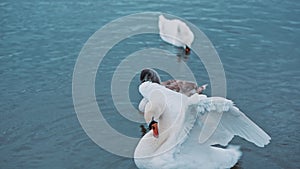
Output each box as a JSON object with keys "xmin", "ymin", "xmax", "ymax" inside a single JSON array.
[{"xmin": 1, "ymin": 0, "xmax": 299, "ymax": 168}]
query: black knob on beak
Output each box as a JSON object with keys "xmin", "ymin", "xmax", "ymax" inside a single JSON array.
[{"xmin": 148, "ymin": 118, "xmax": 158, "ymax": 130}]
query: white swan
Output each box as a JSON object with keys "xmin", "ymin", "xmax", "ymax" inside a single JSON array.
[
  {"xmin": 158, "ymin": 15, "xmax": 194, "ymax": 54},
  {"xmin": 134, "ymin": 82, "xmax": 271, "ymax": 169}
]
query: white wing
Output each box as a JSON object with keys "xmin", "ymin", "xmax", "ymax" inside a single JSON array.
[{"xmin": 185, "ymin": 94, "xmax": 271, "ymax": 147}]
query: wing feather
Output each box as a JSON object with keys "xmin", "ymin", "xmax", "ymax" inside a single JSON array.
[
  {"xmin": 186, "ymin": 95, "xmax": 271, "ymax": 147},
  {"xmin": 221, "ymin": 106, "xmax": 271, "ymax": 147}
]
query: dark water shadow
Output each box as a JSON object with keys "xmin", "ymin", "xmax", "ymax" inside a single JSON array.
[
  {"xmin": 231, "ymin": 162, "xmax": 243, "ymax": 169},
  {"xmin": 176, "ymin": 47, "xmax": 190, "ymax": 62}
]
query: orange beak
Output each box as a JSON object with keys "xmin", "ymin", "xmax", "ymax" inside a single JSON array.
[{"xmin": 151, "ymin": 123, "xmax": 159, "ymax": 138}]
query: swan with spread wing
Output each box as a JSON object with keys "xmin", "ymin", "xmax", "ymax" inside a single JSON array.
[{"xmin": 134, "ymin": 81, "xmax": 270, "ymax": 169}]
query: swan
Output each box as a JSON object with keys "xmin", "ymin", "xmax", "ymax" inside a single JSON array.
[
  {"xmin": 134, "ymin": 82, "xmax": 271, "ymax": 169},
  {"xmin": 158, "ymin": 15, "xmax": 194, "ymax": 54},
  {"xmin": 139, "ymin": 68, "xmax": 207, "ymax": 96}
]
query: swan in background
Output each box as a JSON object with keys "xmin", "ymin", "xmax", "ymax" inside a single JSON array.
[
  {"xmin": 134, "ymin": 82, "xmax": 271, "ymax": 169},
  {"xmin": 159, "ymin": 15, "xmax": 195, "ymax": 55}
]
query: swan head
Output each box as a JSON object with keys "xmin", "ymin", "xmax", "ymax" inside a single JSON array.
[
  {"xmin": 143, "ymin": 95, "xmax": 165, "ymax": 138},
  {"xmin": 139, "ymin": 82, "xmax": 167, "ymax": 138},
  {"xmin": 185, "ymin": 45, "xmax": 191, "ymax": 55},
  {"xmin": 148, "ymin": 117, "xmax": 159, "ymax": 138},
  {"xmin": 140, "ymin": 68, "xmax": 161, "ymax": 84}
]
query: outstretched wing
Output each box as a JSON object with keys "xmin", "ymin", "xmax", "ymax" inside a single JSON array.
[{"xmin": 186, "ymin": 94, "xmax": 271, "ymax": 147}]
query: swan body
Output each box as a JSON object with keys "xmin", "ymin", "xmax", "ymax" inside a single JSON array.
[
  {"xmin": 158, "ymin": 15, "xmax": 194, "ymax": 50},
  {"xmin": 135, "ymin": 82, "xmax": 271, "ymax": 169}
]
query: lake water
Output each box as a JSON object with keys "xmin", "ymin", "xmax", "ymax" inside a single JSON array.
[{"xmin": 1, "ymin": 0, "xmax": 299, "ymax": 168}]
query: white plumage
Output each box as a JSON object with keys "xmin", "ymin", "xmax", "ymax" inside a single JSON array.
[
  {"xmin": 135, "ymin": 82, "xmax": 271, "ymax": 169},
  {"xmin": 158, "ymin": 15, "xmax": 194, "ymax": 50}
]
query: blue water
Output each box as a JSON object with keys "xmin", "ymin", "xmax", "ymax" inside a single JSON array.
[{"xmin": 1, "ymin": 0, "xmax": 300, "ymax": 168}]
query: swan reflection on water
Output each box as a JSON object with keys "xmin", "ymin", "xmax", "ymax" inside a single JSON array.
[{"xmin": 176, "ymin": 47, "xmax": 190, "ymax": 62}]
